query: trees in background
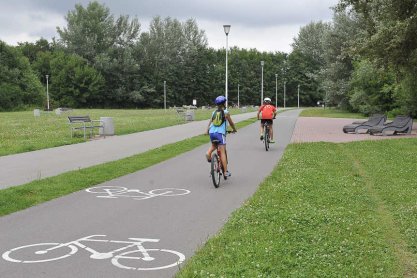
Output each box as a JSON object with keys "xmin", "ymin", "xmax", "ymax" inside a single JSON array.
[
  {"xmin": 0, "ymin": 1, "xmax": 297, "ymax": 111},
  {"xmin": 290, "ymin": 1, "xmax": 417, "ymax": 117},
  {"xmin": 334, "ymin": 0, "xmax": 417, "ymax": 116},
  {"xmin": 2, "ymin": 0, "xmax": 417, "ymax": 115}
]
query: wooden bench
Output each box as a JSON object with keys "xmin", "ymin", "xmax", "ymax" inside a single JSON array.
[{"xmin": 68, "ymin": 116, "xmax": 105, "ymax": 139}]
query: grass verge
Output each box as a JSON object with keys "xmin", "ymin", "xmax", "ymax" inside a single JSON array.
[
  {"xmin": 0, "ymin": 118, "xmax": 257, "ymax": 217},
  {"xmin": 176, "ymin": 138, "xmax": 417, "ymax": 277},
  {"xmin": 0, "ymin": 108, "xmax": 255, "ymax": 157},
  {"xmin": 300, "ymin": 107, "xmax": 364, "ymax": 118}
]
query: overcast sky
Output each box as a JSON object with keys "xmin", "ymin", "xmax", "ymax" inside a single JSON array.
[{"xmin": 0, "ymin": 0, "xmax": 339, "ymax": 53}]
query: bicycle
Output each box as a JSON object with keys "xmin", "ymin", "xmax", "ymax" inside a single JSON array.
[
  {"xmin": 2, "ymin": 234, "xmax": 185, "ymax": 271},
  {"xmin": 86, "ymin": 186, "xmax": 190, "ymax": 201},
  {"xmin": 210, "ymin": 131, "xmax": 233, "ymax": 188},
  {"xmin": 263, "ymin": 121, "xmax": 271, "ymax": 151}
]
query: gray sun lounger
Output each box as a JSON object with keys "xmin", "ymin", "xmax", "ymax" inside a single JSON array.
[
  {"xmin": 343, "ymin": 114, "xmax": 386, "ymax": 134},
  {"xmin": 369, "ymin": 115, "xmax": 413, "ymax": 136}
]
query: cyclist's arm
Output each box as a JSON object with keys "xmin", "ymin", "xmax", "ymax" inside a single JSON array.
[
  {"xmin": 225, "ymin": 114, "xmax": 237, "ymax": 132},
  {"xmin": 206, "ymin": 119, "xmax": 212, "ymax": 134},
  {"xmin": 257, "ymin": 105, "xmax": 263, "ymax": 120}
]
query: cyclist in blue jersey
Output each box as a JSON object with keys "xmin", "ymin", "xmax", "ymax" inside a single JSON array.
[{"xmin": 205, "ymin": 96, "xmax": 237, "ymax": 177}]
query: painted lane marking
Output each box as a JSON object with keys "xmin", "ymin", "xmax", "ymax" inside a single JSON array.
[
  {"xmin": 2, "ymin": 235, "xmax": 185, "ymax": 271},
  {"xmin": 86, "ymin": 186, "xmax": 190, "ymax": 200}
]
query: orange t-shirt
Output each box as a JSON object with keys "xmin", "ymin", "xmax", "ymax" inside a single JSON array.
[{"xmin": 259, "ymin": 104, "xmax": 276, "ymax": 119}]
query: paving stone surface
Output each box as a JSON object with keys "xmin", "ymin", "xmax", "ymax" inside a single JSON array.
[{"xmin": 291, "ymin": 117, "xmax": 417, "ymax": 143}]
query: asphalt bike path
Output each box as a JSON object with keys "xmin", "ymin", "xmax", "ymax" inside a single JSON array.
[
  {"xmin": 0, "ymin": 109, "xmax": 301, "ymax": 278},
  {"xmin": 0, "ymin": 112, "xmax": 257, "ymax": 189}
]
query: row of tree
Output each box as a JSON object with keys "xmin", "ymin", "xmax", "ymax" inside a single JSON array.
[
  {"xmin": 0, "ymin": 1, "xmax": 319, "ymax": 111},
  {"xmin": 2, "ymin": 0, "xmax": 417, "ymax": 116},
  {"xmin": 293, "ymin": 0, "xmax": 417, "ymax": 116}
]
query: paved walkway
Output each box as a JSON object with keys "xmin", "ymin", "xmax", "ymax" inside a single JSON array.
[
  {"xmin": 0, "ymin": 110, "xmax": 301, "ymax": 278},
  {"xmin": 291, "ymin": 117, "xmax": 417, "ymax": 143},
  {"xmin": 0, "ymin": 112, "xmax": 257, "ymax": 190}
]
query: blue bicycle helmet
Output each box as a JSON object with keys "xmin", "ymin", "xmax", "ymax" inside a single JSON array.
[{"xmin": 215, "ymin": 96, "xmax": 226, "ymax": 105}]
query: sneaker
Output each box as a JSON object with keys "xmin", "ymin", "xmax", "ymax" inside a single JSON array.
[
  {"xmin": 260, "ymin": 134, "xmax": 264, "ymax": 140},
  {"xmin": 205, "ymin": 153, "xmax": 211, "ymax": 163},
  {"xmin": 224, "ymin": 171, "xmax": 232, "ymax": 177},
  {"xmin": 269, "ymin": 140, "xmax": 275, "ymax": 143}
]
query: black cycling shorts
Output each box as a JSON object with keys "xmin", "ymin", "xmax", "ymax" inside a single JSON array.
[{"xmin": 261, "ymin": 119, "xmax": 273, "ymax": 125}]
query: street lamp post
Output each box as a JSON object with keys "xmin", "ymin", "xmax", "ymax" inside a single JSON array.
[
  {"xmin": 284, "ymin": 81, "xmax": 286, "ymax": 108},
  {"xmin": 46, "ymin": 75, "xmax": 50, "ymax": 111},
  {"xmin": 275, "ymin": 74, "xmax": 278, "ymax": 108},
  {"xmin": 223, "ymin": 25, "xmax": 231, "ymax": 107},
  {"xmin": 281, "ymin": 65, "xmax": 287, "ymax": 108},
  {"xmin": 297, "ymin": 84, "xmax": 300, "ymax": 108},
  {"xmin": 237, "ymin": 84, "xmax": 240, "ymax": 108},
  {"xmin": 164, "ymin": 80, "xmax": 166, "ymax": 111},
  {"xmin": 261, "ymin": 61, "xmax": 264, "ymax": 105}
]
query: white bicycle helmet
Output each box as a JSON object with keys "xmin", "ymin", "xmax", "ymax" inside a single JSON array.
[{"xmin": 264, "ymin": 97, "xmax": 272, "ymax": 103}]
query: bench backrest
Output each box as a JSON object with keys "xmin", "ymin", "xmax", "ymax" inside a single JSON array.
[
  {"xmin": 366, "ymin": 114, "xmax": 386, "ymax": 126},
  {"xmin": 68, "ymin": 116, "xmax": 91, "ymax": 123},
  {"xmin": 388, "ymin": 115, "xmax": 412, "ymax": 127}
]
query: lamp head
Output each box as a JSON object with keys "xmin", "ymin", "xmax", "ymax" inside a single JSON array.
[{"xmin": 223, "ymin": 25, "xmax": 231, "ymax": 35}]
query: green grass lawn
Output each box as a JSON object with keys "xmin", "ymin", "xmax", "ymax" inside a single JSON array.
[
  {"xmin": 300, "ymin": 107, "xmax": 365, "ymax": 118},
  {"xmin": 0, "ymin": 108, "xmax": 254, "ymax": 157},
  {"xmin": 176, "ymin": 138, "xmax": 417, "ymax": 277}
]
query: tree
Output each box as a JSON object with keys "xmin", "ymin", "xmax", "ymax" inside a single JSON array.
[
  {"xmin": 134, "ymin": 16, "xmax": 208, "ymax": 107},
  {"xmin": 49, "ymin": 51, "xmax": 105, "ymax": 107},
  {"xmin": 0, "ymin": 41, "xmax": 44, "ymax": 111},
  {"xmin": 338, "ymin": 0, "xmax": 417, "ymax": 115},
  {"xmin": 349, "ymin": 59, "xmax": 396, "ymax": 115},
  {"xmin": 292, "ymin": 21, "xmax": 330, "ymax": 69},
  {"xmin": 57, "ymin": 1, "xmax": 141, "ymax": 107},
  {"xmin": 57, "ymin": 1, "xmax": 116, "ymax": 62},
  {"xmin": 320, "ymin": 11, "xmax": 360, "ymax": 108},
  {"xmin": 338, "ymin": 0, "xmax": 417, "ymax": 69},
  {"xmin": 17, "ymin": 38, "xmax": 52, "ymax": 64}
]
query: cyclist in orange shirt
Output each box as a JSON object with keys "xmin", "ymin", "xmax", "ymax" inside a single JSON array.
[{"xmin": 257, "ymin": 97, "xmax": 277, "ymax": 143}]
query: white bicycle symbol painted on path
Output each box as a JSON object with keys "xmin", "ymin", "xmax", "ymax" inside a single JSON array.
[
  {"xmin": 86, "ymin": 186, "xmax": 191, "ymax": 200},
  {"xmin": 2, "ymin": 235, "xmax": 185, "ymax": 271}
]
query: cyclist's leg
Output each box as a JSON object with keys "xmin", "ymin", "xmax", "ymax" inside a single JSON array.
[
  {"xmin": 218, "ymin": 145, "xmax": 228, "ymax": 173},
  {"xmin": 260, "ymin": 120, "xmax": 265, "ymax": 140},
  {"xmin": 206, "ymin": 133, "xmax": 218, "ymax": 161},
  {"xmin": 206, "ymin": 144, "xmax": 216, "ymax": 162},
  {"xmin": 217, "ymin": 133, "xmax": 229, "ymax": 174},
  {"xmin": 268, "ymin": 120, "xmax": 275, "ymax": 143}
]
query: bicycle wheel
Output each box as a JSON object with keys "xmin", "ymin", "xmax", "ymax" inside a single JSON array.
[
  {"xmin": 2, "ymin": 243, "xmax": 77, "ymax": 263},
  {"xmin": 86, "ymin": 186, "xmax": 127, "ymax": 195},
  {"xmin": 210, "ymin": 153, "xmax": 221, "ymax": 188},
  {"xmin": 111, "ymin": 248, "xmax": 185, "ymax": 271},
  {"xmin": 264, "ymin": 127, "xmax": 269, "ymax": 151},
  {"xmin": 149, "ymin": 188, "xmax": 191, "ymax": 196}
]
